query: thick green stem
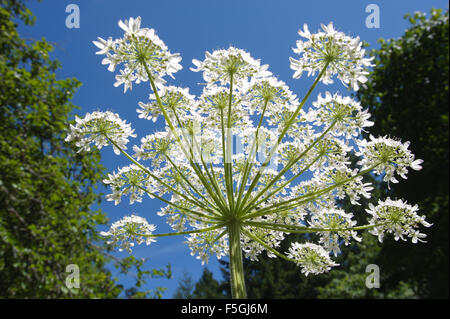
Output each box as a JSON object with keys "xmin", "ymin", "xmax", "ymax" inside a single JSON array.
[{"xmin": 228, "ymin": 221, "xmax": 246, "ymax": 299}]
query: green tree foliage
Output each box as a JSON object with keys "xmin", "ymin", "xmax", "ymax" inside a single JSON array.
[
  {"xmin": 192, "ymin": 268, "xmax": 225, "ymax": 299},
  {"xmin": 0, "ymin": 0, "xmax": 170, "ymax": 298},
  {"xmin": 173, "ymin": 270, "xmax": 195, "ymax": 299},
  {"xmin": 355, "ymin": 8, "xmax": 449, "ymax": 299},
  {"xmin": 188, "ymin": 9, "xmax": 449, "ymax": 299},
  {"xmin": 174, "ymin": 268, "xmax": 225, "ymax": 299}
]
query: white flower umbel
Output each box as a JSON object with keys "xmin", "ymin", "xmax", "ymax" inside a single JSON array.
[
  {"xmin": 309, "ymin": 208, "xmax": 361, "ymax": 256},
  {"xmin": 289, "ymin": 22, "xmax": 374, "ymax": 90},
  {"xmin": 67, "ymin": 17, "xmax": 430, "ymax": 299},
  {"xmin": 93, "ymin": 16, "xmax": 182, "ymax": 92},
  {"xmin": 103, "ymin": 164, "xmax": 152, "ymax": 205},
  {"xmin": 191, "ymin": 46, "xmax": 270, "ymax": 88},
  {"xmin": 65, "ymin": 111, "xmax": 136, "ymax": 155},
  {"xmin": 309, "ymin": 92, "xmax": 374, "ymax": 139},
  {"xmin": 356, "ymin": 135, "xmax": 424, "ymax": 185},
  {"xmin": 366, "ymin": 198, "xmax": 432, "ymax": 243},
  {"xmin": 100, "ymin": 214, "xmax": 156, "ymax": 253},
  {"xmin": 287, "ymin": 242, "xmax": 339, "ymax": 276},
  {"xmin": 132, "ymin": 130, "xmax": 175, "ymax": 167},
  {"xmin": 186, "ymin": 227, "xmax": 229, "ymax": 265},
  {"xmin": 137, "ymin": 86, "xmax": 196, "ymax": 123}
]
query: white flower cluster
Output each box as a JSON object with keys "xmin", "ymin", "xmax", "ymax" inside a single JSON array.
[
  {"xmin": 65, "ymin": 111, "xmax": 136, "ymax": 155},
  {"xmin": 242, "ymin": 220, "xmax": 286, "ymax": 261},
  {"xmin": 185, "ymin": 228, "xmax": 229, "ymax": 265},
  {"xmin": 191, "ymin": 46, "xmax": 270, "ymax": 88},
  {"xmin": 100, "ymin": 215, "xmax": 156, "ymax": 253},
  {"xmin": 357, "ymin": 135, "xmax": 424, "ymax": 185},
  {"xmin": 309, "ymin": 92, "xmax": 374, "ymax": 139},
  {"xmin": 247, "ymin": 77, "xmax": 297, "ymax": 115},
  {"xmin": 93, "ymin": 16, "xmax": 182, "ymax": 92},
  {"xmin": 66, "ymin": 17, "xmax": 430, "ymax": 277},
  {"xmin": 366, "ymin": 198, "xmax": 432, "ymax": 243},
  {"xmin": 137, "ymin": 86, "xmax": 196, "ymax": 123},
  {"xmin": 133, "ymin": 131, "xmax": 174, "ymax": 167},
  {"xmin": 309, "ymin": 208, "xmax": 361, "ymax": 256},
  {"xmin": 289, "ymin": 22, "xmax": 374, "ymax": 90},
  {"xmin": 103, "ymin": 164, "xmax": 152, "ymax": 205},
  {"xmin": 287, "ymin": 242, "xmax": 339, "ymax": 276},
  {"xmin": 325, "ymin": 166, "xmax": 374, "ymax": 205}
]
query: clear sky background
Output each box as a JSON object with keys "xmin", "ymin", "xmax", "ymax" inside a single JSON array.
[{"xmin": 18, "ymin": 0, "xmax": 448, "ymax": 298}]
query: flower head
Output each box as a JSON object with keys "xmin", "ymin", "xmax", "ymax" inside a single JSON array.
[
  {"xmin": 100, "ymin": 215, "xmax": 156, "ymax": 253},
  {"xmin": 289, "ymin": 22, "xmax": 374, "ymax": 90},
  {"xmin": 137, "ymin": 86, "xmax": 196, "ymax": 123},
  {"xmin": 357, "ymin": 135, "xmax": 424, "ymax": 185},
  {"xmin": 185, "ymin": 227, "xmax": 228, "ymax": 265},
  {"xmin": 93, "ymin": 16, "xmax": 182, "ymax": 92},
  {"xmin": 79, "ymin": 18, "xmax": 428, "ymax": 285},
  {"xmin": 132, "ymin": 130, "xmax": 177, "ymax": 169},
  {"xmin": 309, "ymin": 208, "xmax": 361, "ymax": 256},
  {"xmin": 65, "ymin": 111, "xmax": 136, "ymax": 154},
  {"xmin": 287, "ymin": 242, "xmax": 338, "ymax": 276},
  {"xmin": 246, "ymin": 76, "xmax": 299, "ymax": 117},
  {"xmin": 103, "ymin": 164, "xmax": 152, "ymax": 205},
  {"xmin": 309, "ymin": 92, "xmax": 373, "ymax": 138},
  {"xmin": 191, "ymin": 46, "xmax": 269, "ymax": 88},
  {"xmin": 366, "ymin": 198, "xmax": 432, "ymax": 243}
]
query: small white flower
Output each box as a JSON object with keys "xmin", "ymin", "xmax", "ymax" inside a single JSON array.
[
  {"xmin": 118, "ymin": 17, "xmax": 143, "ymax": 37},
  {"xmin": 114, "ymin": 69, "xmax": 136, "ymax": 93},
  {"xmin": 93, "ymin": 37, "xmax": 116, "ymax": 55}
]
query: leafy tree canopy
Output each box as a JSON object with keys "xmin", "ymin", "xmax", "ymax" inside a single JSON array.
[{"xmin": 0, "ymin": 0, "xmax": 170, "ymax": 298}]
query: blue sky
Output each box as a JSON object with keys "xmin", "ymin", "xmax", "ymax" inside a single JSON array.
[{"xmin": 18, "ymin": 0, "xmax": 448, "ymax": 298}]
